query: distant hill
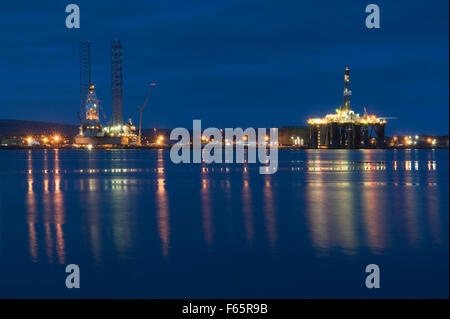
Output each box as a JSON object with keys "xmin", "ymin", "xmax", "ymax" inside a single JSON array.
[{"xmin": 0, "ymin": 119, "xmax": 79, "ymax": 136}]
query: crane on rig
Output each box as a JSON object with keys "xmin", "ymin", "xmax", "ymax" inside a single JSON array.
[{"xmin": 137, "ymin": 82, "xmax": 157, "ymax": 146}]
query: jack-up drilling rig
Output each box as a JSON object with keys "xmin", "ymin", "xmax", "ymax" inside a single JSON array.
[{"xmin": 138, "ymin": 82, "xmax": 157, "ymax": 146}]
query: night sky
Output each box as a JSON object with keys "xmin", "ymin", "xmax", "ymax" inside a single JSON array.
[{"xmin": 0, "ymin": 0, "xmax": 448, "ymax": 135}]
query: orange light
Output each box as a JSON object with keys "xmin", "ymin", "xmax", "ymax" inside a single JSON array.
[
  {"xmin": 26, "ymin": 137, "xmax": 33, "ymax": 144},
  {"xmin": 264, "ymin": 136, "xmax": 269, "ymax": 141},
  {"xmin": 53, "ymin": 135, "xmax": 60, "ymax": 142},
  {"xmin": 43, "ymin": 137, "xmax": 48, "ymax": 143}
]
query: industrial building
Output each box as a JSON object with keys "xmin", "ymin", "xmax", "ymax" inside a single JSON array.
[
  {"xmin": 308, "ymin": 67, "xmax": 387, "ymax": 149},
  {"xmin": 278, "ymin": 126, "xmax": 309, "ymax": 146}
]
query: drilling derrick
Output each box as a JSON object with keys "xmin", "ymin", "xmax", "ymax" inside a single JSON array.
[
  {"xmin": 342, "ymin": 67, "xmax": 351, "ymax": 111},
  {"xmin": 80, "ymin": 84, "xmax": 103, "ymax": 137},
  {"xmin": 111, "ymin": 40, "xmax": 123, "ymax": 127},
  {"xmin": 85, "ymin": 85, "xmax": 100, "ymax": 122}
]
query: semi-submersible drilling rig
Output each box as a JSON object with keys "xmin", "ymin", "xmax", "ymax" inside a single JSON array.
[{"xmin": 307, "ymin": 67, "xmax": 387, "ymax": 149}]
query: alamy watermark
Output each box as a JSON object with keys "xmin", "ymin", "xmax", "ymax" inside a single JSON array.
[
  {"xmin": 65, "ymin": 4, "xmax": 381, "ymax": 30},
  {"xmin": 170, "ymin": 120, "xmax": 278, "ymax": 174},
  {"xmin": 65, "ymin": 4, "xmax": 80, "ymax": 29},
  {"xmin": 365, "ymin": 264, "xmax": 380, "ymax": 289},
  {"xmin": 365, "ymin": 4, "xmax": 380, "ymax": 29},
  {"xmin": 65, "ymin": 264, "xmax": 80, "ymax": 289}
]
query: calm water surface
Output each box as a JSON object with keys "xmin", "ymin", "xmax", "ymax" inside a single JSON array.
[{"xmin": 0, "ymin": 149, "xmax": 448, "ymax": 298}]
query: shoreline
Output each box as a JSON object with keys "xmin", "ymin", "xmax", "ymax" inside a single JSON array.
[{"xmin": 0, "ymin": 145, "xmax": 448, "ymax": 150}]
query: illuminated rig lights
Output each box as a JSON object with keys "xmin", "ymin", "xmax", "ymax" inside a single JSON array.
[{"xmin": 307, "ymin": 109, "xmax": 387, "ymax": 126}]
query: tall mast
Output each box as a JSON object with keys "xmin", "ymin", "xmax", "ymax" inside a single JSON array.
[
  {"xmin": 111, "ymin": 40, "xmax": 123, "ymax": 127},
  {"xmin": 342, "ymin": 67, "xmax": 351, "ymax": 111},
  {"xmin": 80, "ymin": 41, "xmax": 91, "ymax": 122}
]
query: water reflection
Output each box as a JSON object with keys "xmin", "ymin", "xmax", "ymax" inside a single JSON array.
[
  {"xmin": 26, "ymin": 150, "xmax": 66, "ymax": 264},
  {"xmin": 83, "ymin": 177, "xmax": 103, "ymax": 266},
  {"xmin": 19, "ymin": 149, "xmax": 447, "ymax": 270},
  {"xmin": 305, "ymin": 166, "xmax": 330, "ymax": 255},
  {"xmin": 201, "ymin": 164, "xmax": 214, "ymax": 247},
  {"xmin": 305, "ymin": 151, "xmax": 358, "ymax": 255},
  {"xmin": 426, "ymin": 168, "xmax": 441, "ymax": 245},
  {"xmin": 156, "ymin": 149, "xmax": 170, "ymax": 257},
  {"xmin": 361, "ymin": 151, "xmax": 388, "ymax": 254},
  {"xmin": 109, "ymin": 156, "xmax": 134, "ymax": 261},
  {"xmin": 333, "ymin": 182, "xmax": 357, "ymax": 255},
  {"xmin": 403, "ymin": 151, "xmax": 421, "ymax": 248},
  {"xmin": 222, "ymin": 166, "xmax": 232, "ymax": 236},
  {"xmin": 263, "ymin": 175, "xmax": 277, "ymax": 249},
  {"xmin": 42, "ymin": 150, "xmax": 55, "ymax": 263},
  {"xmin": 53, "ymin": 150, "xmax": 66, "ymax": 264},
  {"xmin": 242, "ymin": 164, "xmax": 254, "ymax": 245},
  {"xmin": 303, "ymin": 150, "xmax": 445, "ymax": 254},
  {"xmin": 424, "ymin": 149, "xmax": 441, "ymax": 245},
  {"xmin": 26, "ymin": 150, "xmax": 38, "ymax": 263}
]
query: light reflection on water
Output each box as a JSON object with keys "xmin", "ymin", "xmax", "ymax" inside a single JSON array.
[
  {"xmin": 305, "ymin": 151, "xmax": 358, "ymax": 255},
  {"xmin": 0, "ymin": 149, "xmax": 447, "ymax": 297},
  {"xmin": 263, "ymin": 175, "xmax": 277, "ymax": 249},
  {"xmin": 26, "ymin": 149, "xmax": 66, "ymax": 265},
  {"xmin": 156, "ymin": 149, "xmax": 170, "ymax": 257},
  {"xmin": 201, "ymin": 163, "xmax": 214, "ymax": 248},
  {"xmin": 242, "ymin": 165, "xmax": 254, "ymax": 245},
  {"xmin": 18, "ymin": 149, "xmax": 447, "ymax": 260}
]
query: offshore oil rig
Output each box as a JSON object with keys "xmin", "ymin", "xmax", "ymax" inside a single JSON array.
[
  {"xmin": 308, "ymin": 67, "xmax": 387, "ymax": 149},
  {"xmin": 74, "ymin": 40, "xmax": 138, "ymax": 147}
]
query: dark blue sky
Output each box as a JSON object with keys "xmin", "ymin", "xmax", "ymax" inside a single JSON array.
[{"xmin": 0, "ymin": 0, "xmax": 448, "ymax": 135}]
